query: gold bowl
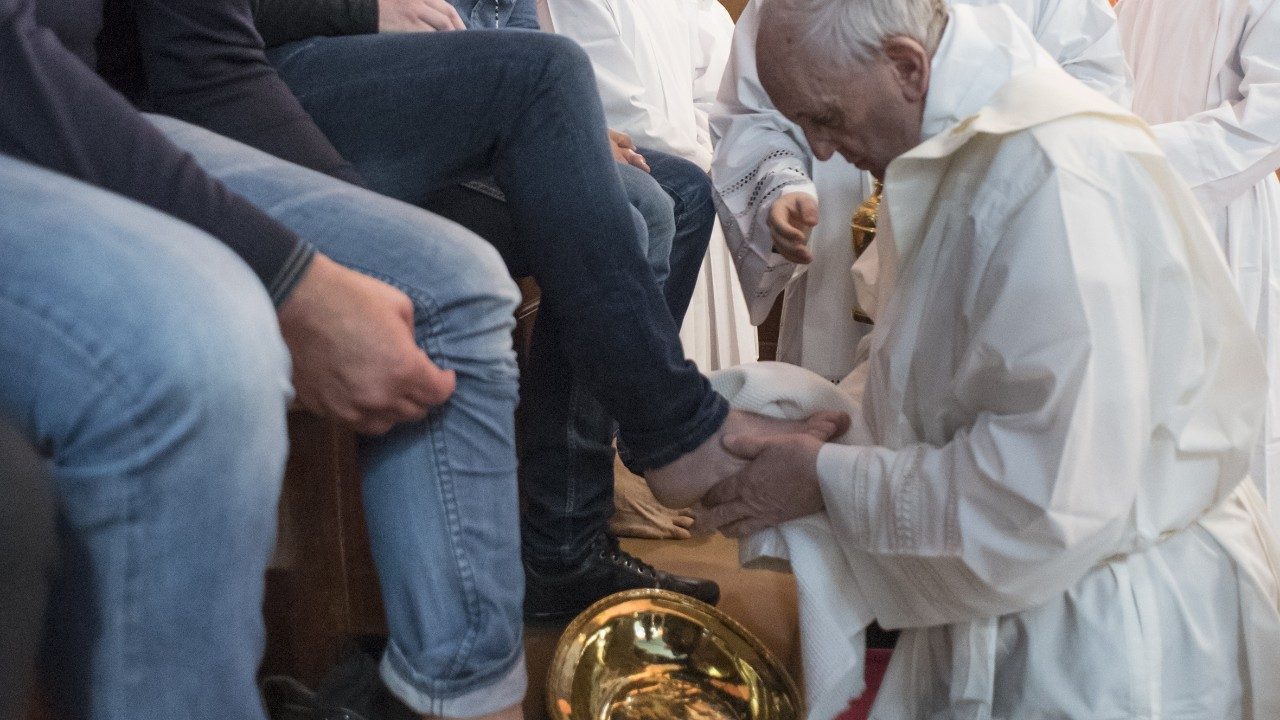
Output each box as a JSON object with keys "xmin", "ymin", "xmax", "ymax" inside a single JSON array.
[{"xmin": 547, "ymin": 588, "xmax": 802, "ymax": 720}]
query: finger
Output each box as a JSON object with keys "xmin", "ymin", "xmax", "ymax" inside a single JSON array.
[
  {"xmin": 776, "ymin": 244, "xmax": 814, "ymax": 264},
  {"xmin": 353, "ymin": 414, "xmax": 398, "ymax": 437},
  {"xmin": 673, "ymin": 514, "xmax": 695, "ymax": 528},
  {"xmin": 403, "ymin": 350, "xmax": 457, "ymax": 407},
  {"xmin": 444, "ymin": 4, "xmax": 466, "ymax": 29},
  {"xmin": 799, "ymin": 410, "xmax": 852, "ymax": 441},
  {"xmin": 626, "ymin": 151, "xmax": 650, "ymax": 173},
  {"xmin": 418, "ymin": 8, "xmax": 452, "ymax": 30},
  {"xmin": 720, "ymin": 432, "xmax": 769, "ymax": 459},
  {"xmin": 691, "ymin": 500, "xmax": 752, "ymax": 535},
  {"xmin": 768, "ymin": 213, "xmax": 807, "ymax": 245},
  {"xmin": 797, "ymin": 198, "xmax": 819, "ymax": 227},
  {"xmin": 612, "ymin": 130, "xmax": 635, "ymax": 149}
]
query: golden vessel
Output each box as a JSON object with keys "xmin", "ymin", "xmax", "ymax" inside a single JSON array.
[
  {"xmin": 547, "ymin": 589, "xmax": 802, "ymax": 720},
  {"xmin": 850, "ymin": 180, "xmax": 883, "ymax": 325},
  {"xmin": 850, "ymin": 180, "xmax": 882, "ymax": 260}
]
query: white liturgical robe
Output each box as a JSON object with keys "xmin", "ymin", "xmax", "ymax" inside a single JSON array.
[
  {"xmin": 711, "ymin": 0, "xmax": 1131, "ymax": 381},
  {"xmin": 726, "ymin": 6, "xmax": 1280, "ymax": 718},
  {"xmin": 537, "ymin": 0, "xmax": 758, "ymax": 370},
  {"xmin": 1116, "ymin": 0, "xmax": 1280, "ymax": 532}
]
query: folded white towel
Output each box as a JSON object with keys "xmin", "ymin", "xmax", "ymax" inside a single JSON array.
[{"xmin": 707, "ymin": 362, "xmax": 877, "ymax": 720}]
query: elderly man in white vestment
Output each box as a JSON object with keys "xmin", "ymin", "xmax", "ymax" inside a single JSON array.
[
  {"xmin": 694, "ymin": 0, "xmax": 1280, "ymax": 716},
  {"xmin": 1115, "ymin": 0, "xmax": 1280, "ymax": 532},
  {"xmin": 711, "ymin": 0, "xmax": 1131, "ymax": 382}
]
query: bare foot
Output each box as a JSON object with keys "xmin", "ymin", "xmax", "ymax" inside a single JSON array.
[
  {"xmin": 644, "ymin": 409, "xmax": 846, "ymax": 508},
  {"xmin": 610, "ymin": 464, "xmax": 695, "ymax": 539}
]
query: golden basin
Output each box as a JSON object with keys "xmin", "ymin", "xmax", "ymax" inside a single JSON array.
[{"xmin": 547, "ymin": 589, "xmax": 802, "ymax": 720}]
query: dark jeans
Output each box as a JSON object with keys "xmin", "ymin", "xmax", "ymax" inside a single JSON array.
[
  {"xmin": 0, "ymin": 424, "xmax": 55, "ymax": 720},
  {"xmin": 266, "ymin": 32, "xmax": 726, "ymax": 474},
  {"xmin": 423, "ymin": 149, "xmax": 716, "ymax": 561}
]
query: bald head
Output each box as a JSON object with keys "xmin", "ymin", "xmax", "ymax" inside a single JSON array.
[{"xmin": 756, "ymin": 0, "xmax": 947, "ymax": 177}]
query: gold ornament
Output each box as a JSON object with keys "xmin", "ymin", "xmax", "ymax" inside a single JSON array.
[
  {"xmin": 850, "ymin": 180, "xmax": 883, "ymax": 324},
  {"xmin": 547, "ymin": 589, "xmax": 802, "ymax": 720}
]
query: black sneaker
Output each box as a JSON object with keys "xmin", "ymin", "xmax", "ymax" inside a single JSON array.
[
  {"xmin": 314, "ymin": 637, "xmax": 419, "ymax": 720},
  {"xmin": 523, "ymin": 533, "xmax": 720, "ymax": 621},
  {"xmin": 260, "ymin": 675, "xmax": 367, "ymax": 720}
]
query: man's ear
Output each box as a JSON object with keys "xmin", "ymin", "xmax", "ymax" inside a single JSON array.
[{"xmin": 882, "ymin": 36, "xmax": 930, "ymax": 103}]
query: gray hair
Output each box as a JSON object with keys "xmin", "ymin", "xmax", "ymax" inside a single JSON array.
[{"xmin": 760, "ymin": 0, "xmax": 949, "ymax": 68}]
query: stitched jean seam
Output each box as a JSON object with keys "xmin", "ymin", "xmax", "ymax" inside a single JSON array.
[{"xmin": 343, "ymin": 262, "xmax": 495, "ymax": 694}]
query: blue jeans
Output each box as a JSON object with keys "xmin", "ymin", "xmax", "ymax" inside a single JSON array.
[
  {"xmin": 147, "ymin": 115, "xmax": 529, "ymax": 717},
  {"xmin": 0, "ymin": 154, "xmax": 293, "ymax": 720},
  {"xmin": 419, "ymin": 151, "xmax": 714, "ymax": 560},
  {"xmin": 1, "ymin": 110, "xmax": 529, "ymax": 715},
  {"xmin": 265, "ymin": 30, "xmax": 727, "ymax": 471},
  {"xmin": 266, "ymin": 30, "xmax": 722, "ymax": 561}
]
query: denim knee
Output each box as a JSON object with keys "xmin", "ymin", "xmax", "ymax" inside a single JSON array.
[
  {"xmin": 648, "ymin": 150, "xmax": 715, "ymax": 226},
  {"xmin": 373, "ymin": 221, "xmax": 521, "ymax": 382}
]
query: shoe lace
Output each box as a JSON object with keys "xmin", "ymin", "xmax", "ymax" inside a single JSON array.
[{"xmin": 596, "ymin": 534, "xmax": 659, "ymax": 581}]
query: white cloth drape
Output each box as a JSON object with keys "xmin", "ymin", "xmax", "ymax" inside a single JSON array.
[
  {"xmin": 1116, "ymin": 0, "xmax": 1280, "ymax": 531},
  {"xmin": 716, "ymin": 7, "xmax": 1280, "ymax": 718},
  {"xmin": 710, "ymin": 0, "xmax": 1132, "ymax": 381},
  {"xmin": 538, "ymin": 0, "xmax": 757, "ymax": 371}
]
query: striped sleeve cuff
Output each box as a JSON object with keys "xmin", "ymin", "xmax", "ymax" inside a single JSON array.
[{"xmin": 266, "ymin": 241, "xmax": 317, "ymax": 306}]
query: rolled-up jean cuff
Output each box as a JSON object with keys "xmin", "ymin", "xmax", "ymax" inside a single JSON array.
[
  {"xmin": 620, "ymin": 392, "xmax": 730, "ymax": 473},
  {"xmin": 381, "ymin": 647, "xmax": 527, "ymax": 718}
]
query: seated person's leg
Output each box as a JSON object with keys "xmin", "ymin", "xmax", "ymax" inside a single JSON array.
[
  {"xmin": 617, "ymin": 162, "xmax": 675, "ymax": 289},
  {"xmin": 0, "ymin": 423, "xmax": 55, "ymax": 720},
  {"xmin": 265, "ymin": 31, "xmax": 732, "ymax": 478},
  {"xmin": 146, "ymin": 116, "xmax": 525, "ymax": 719},
  {"xmin": 423, "ymin": 177, "xmax": 717, "ymax": 618},
  {"xmin": 633, "ymin": 148, "xmax": 717, "ymax": 327},
  {"xmin": 0, "ymin": 154, "xmax": 292, "ymax": 720}
]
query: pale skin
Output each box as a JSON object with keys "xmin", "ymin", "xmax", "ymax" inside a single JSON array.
[{"xmin": 693, "ymin": 19, "xmax": 936, "ymax": 535}]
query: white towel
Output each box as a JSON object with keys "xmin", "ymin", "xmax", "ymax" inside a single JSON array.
[{"xmin": 707, "ymin": 362, "xmax": 877, "ymax": 720}]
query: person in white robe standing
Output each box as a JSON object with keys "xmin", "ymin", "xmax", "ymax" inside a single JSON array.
[
  {"xmin": 694, "ymin": 0, "xmax": 1280, "ymax": 716},
  {"xmin": 711, "ymin": 0, "xmax": 1131, "ymax": 381},
  {"xmin": 537, "ymin": 0, "xmax": 758, "ymax": 372},
  {"xmin": 1116, "ymin": 0, "xmax": 1280, "ymax": 532}
]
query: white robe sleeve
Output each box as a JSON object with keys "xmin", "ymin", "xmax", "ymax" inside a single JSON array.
[
  {"xmin": 689, "ymin": 0, "xmax": 733, "ymax": 156},
  {"xmin": 818, "ymin": 167, "xmax": 1173, "ymax": 628},
  {"xmin": 1008, "ymin": 0, "xmax": 1134, "ymax": 105},
  {"xmin": 709, "ymin": 0, "xmax": 814, "ymax": 324},
  {"xmin": 1149, "ymin": 0, "xmax": 1280, "ymax": 211},
  {"xmin": 538, "ymin": 0, "xmax": 707, "ymax": 166}
]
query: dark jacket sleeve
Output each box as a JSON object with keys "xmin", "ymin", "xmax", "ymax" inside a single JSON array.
[
  {"xmin": 250, "ymin": 0, "xmax": 378, "ymax": 48},
  {"xmin": 0, "ymin": 0, "xmax": 314, "ymax": 304},
  {"xmin": 130, "ymin": 0, "xmax": 363, "ymax": 186}
]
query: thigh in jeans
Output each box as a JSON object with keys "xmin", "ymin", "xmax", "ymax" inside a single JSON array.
[
  {"xmin": 0, "ymin": 155, "xmax": 291, "ymax": 720},
  {"xmin": 266, "ymin": 31, "xmax": 727, "ymax": 470},
  {"xmin": 145, "ymin": 116, "xmax": 527, "ymax": 713}
]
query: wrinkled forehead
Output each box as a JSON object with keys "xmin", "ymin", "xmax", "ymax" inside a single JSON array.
[
  {"xmin": 756, "ymin": 29, "xmax": 829, "ymax": 112},
  {"xmin": 757, "ymin": 27, "xmax": 867, "ymax": 120}
]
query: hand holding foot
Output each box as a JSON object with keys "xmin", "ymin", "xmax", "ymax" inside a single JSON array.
[{"xmin": 644, "ymin": 409, "xmax": 850, "ymax": 509}]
